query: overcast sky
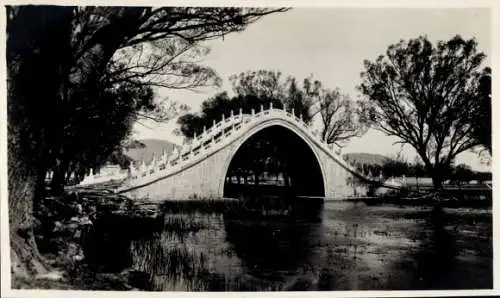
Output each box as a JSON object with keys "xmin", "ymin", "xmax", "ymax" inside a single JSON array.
[{"xmin": 133, "ymin": 7, "xmax": 491, "ymax": 171}]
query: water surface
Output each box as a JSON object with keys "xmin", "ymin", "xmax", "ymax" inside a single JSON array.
[{"xmin": 90, "ymin": 201, "xmax": 493, "ymax": 291}]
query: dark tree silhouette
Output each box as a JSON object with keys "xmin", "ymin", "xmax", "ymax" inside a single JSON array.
[
  {"xmin": 7, "ymin": 5, "xmax": 287, "ymax": 278},
  {"xmin": 178, "ymin": 70, "xmax": 363, "ymax": 146},
  {"xmin": 229, "ymin": 70, "xmax": 314, "ymax": 122},
  {"xmin": 359, "ymin": 35, "xmax": 488, "ymax": 190},
  {"xmin": 471, "ymin": 67, "xmax": 491, "ymax": 155},
  {"xmin": 47, "ymin": 81, "xmax": 159, "ymax": 194},
  {"xmin": 176, "ymin": 91, "xmax": 284, "ymax": 139},
  {"xmin": 449, "ymin": 164, "xmax": 474, "ymax": 185},
  {"xmin": 8, "ymin": 6, "xmax": 75, "ymax": 278}
]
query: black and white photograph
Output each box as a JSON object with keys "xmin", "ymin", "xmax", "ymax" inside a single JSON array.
[{"xmin": 1, "ymin": 1, "xmax": 496, "ymax": 296}]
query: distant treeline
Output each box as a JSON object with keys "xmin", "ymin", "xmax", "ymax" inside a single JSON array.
[{"xmin": 348, "ymin": 157, "xmax": 491, "ymax": 184}]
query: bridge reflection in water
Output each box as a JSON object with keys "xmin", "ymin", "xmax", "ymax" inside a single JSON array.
[{"xmin": 80, "ymin": 198, "xmax": 492, "ymax": 291}]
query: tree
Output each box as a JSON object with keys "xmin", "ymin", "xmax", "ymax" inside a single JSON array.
[
  {"xmin": 229, "ymin": 70, "xmax": 286, "ymax": 101},
  {"xmin": 470, "ymin": 67, "xmax": 491, "ymax": 155},
  {"xmin": 230, "ymin": 70, "xmax": 314, "ymax": 122},
  {"xmin": 177, "ymin": 113, "xmax": 206, "ymax": 139},
  {"xmin": 7, "ymin": 5, "xmax": 287, "ymax": 278},
  {"xmin": 178, "ymin": 70, "xmax": 363, "ymax": 144},
  {"xmin": 8, "ymin": 6, "xmax": 75, "ymax": 277},
  {"xmin": 316, "ymin": 88, "xmax": 364, "ymax": 145},
  {"xmin": 303, "ymin": 76, "xmax": 365, "ymax": 146},
  {"xmin": 359, "ymin": 35, "xmax": 488, "ymax": 190},
  {"xmin": 44, "ymin": 7, "xmax": 281, "ymax": 194},
  {"xmin": 48, "ymin": 81, "xmax": 160, "ymax": 194},
  {"xmin": 380, "ymin": 154, "xmax": 408, "ymax": 178},
  {"xmin": 450, "ymin": 164, "xmax": 474, "ymax": 185},
  {"xmin": 176, "ymin": 91, "xmax": 258, "ymax": 138},
  {"xmin": 177, "ymin": 70, "xmax": 312, "ymax": 139}
]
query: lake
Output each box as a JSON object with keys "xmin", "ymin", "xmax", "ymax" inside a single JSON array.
[{"xmin": 84, "ymin": 200, "xmax": 492, "ymax": 291}]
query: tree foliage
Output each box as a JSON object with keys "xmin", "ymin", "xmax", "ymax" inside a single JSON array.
[
  {"xmin": 9, "ymin": 6, "xmax": 286, "ymax": 191},
  {"xmin": 359, "ymin": 35, "xmax": 489, "ymax": 189},
  {"xmin": 177, "ymin": 70, "xmax": 313, "ymax": 139},
  {"xmin": 314, "ymin": 88, "xmax": 364, "ymax": 146},
  {"xmin": 178, "ymin": 70, "xmax": 363, "ymax": 146},
  {"xmin": 229, "ymin": 70, "xmax": 317, "ymax": 123},
  {"xmin": 346, "ymin": 153, "xmax": 481, "ymax": 185},
  {"xmin": 7, "ymin": 5, "xmax": 286, "ymax": 276},
  {"xmin": 177, "ymin": 91, "xmax": 285, "ymax": 139},
  {"xmin": 470, "ymin": 68, "xmax": 491, "ymax": 155}
]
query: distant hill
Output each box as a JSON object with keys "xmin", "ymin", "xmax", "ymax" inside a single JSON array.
[
  {"xmin": 342, "ymin": 152, "xmax": 391, "ymax": 166},
  {"xmin": 124, "ymin": 139, "xmax": 179, "ymax": 166}
]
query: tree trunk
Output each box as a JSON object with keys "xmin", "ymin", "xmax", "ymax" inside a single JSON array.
[
  {"xmin": 50, "ymin": 156, "xmax": 71, "ymax": 195},
  {"xmin": 431, "ymin": 171, "xmax": 444, "ymax": 191},
  {"xmin": 34, "ymin": 167, "xmax": 48, "ymax": 207},
  {"xmin": 283, "ymin": 170, "xmax": 290, "ymax": 188},
  {"xmin": 8, "ymin": 135, "xmax": 48, "ymax": 279},
  {"xmin": 7, "ymin": 6, "xmax": 75, "ymax": 281},
  {"xmin": 50, "ymin": 167, "xmax": 66, "ymax": 196}
]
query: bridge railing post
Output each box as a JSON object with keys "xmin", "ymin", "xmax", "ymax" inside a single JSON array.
[
  {"xmin": 260, "ymin": 104, "xmax": 264, "ymax": 115},
  {"xmin": 162, "ymin": 149, "xmax": 168, "ymax": 163},
  {"xmin": 251, "ymin": 108, "xmax": 255, "ymax": 117},
  {"xmin": 270, "ymin": 102, "xmax": 273, "ymax": 111},
  {"xmin": 151, "ymin": 153, "xmax": 157, "ymax": 169}
]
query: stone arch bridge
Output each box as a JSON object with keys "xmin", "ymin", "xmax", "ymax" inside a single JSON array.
[{"xmin": 115, "ymin": 104, "xmax": 397, "ymax": 201}]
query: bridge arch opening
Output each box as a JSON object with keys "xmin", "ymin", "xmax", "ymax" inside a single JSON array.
[{"xmin": 223, "ymin": 125, "xmax": 325, "ymax": 199}]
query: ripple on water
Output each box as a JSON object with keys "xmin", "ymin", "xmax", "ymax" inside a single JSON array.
[{"xmin": 120, "ymin": 201, "xmax": 491, "ymax": 291}]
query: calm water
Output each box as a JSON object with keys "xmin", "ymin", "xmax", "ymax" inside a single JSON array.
[{"xmin": 86, "ymin": 201, "xmax": 493, "ymax": 291}]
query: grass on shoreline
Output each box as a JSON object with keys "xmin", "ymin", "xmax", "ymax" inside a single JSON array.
[{"xmin": 157, "ymin": 191, "xmax": 492, "ymax": 215}]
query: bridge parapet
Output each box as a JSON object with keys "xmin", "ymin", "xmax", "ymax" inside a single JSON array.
[{"xmin": 115, "ymin": 104, "xmax": 393, "ymax": 194}]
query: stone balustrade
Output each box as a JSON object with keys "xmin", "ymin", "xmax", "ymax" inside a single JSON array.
[{"xmin": 79, "ymin": 168, "xmax": 129, "ymax": 186}]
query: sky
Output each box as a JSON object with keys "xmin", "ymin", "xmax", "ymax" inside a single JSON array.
[{"xmin": 133, "ymin": 7, "xmax": 492, "ymax": 172}]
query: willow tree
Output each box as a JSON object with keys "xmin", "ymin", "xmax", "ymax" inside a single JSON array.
[
  {"xmin": 7, "ymin": 5, "xmax": 287, "ymax": 278},
  {"xmin": 359, "ymin": 35, "xmax": 488, "ymax": 189}
]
